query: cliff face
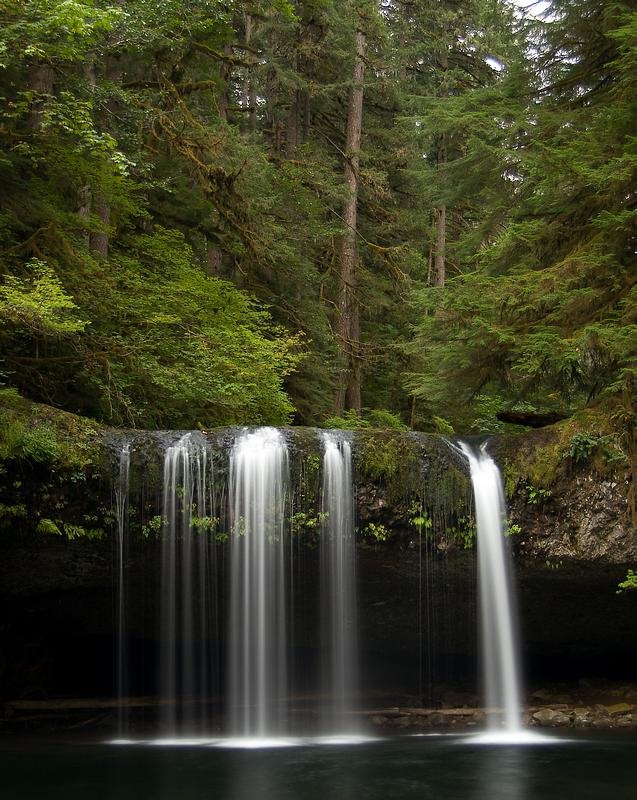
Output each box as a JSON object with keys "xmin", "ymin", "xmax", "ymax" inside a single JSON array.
[
  {"xmin": 494, "ymin": 412, "xmax": 635, "ymax": 564},
  {"xmin": 1, "ymin": 392, "xmax": 633, "ymax": 565},
  {"xmin": 0, "ymin": 395, "xmax": 635, "ymax": 705}
]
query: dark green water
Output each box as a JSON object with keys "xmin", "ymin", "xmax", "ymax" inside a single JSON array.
[{"xmin": 1, "ymin": 732, "xmax": 635, "ymax": 800}]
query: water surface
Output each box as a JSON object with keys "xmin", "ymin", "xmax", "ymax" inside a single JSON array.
[{"xmin": 1, "ymin": 732, "xmax": 634, "ymax": 799}]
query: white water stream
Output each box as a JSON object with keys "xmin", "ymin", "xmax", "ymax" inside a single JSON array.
[
  {"xmin": 460, "ymin": 442, "xmax": 523, "ymax": 734},
  {"xmin": 321, "ymin": 432, "xmax": 360, "ymax": 734},
  {"xmin": 114, "ymin": 441, "xmax": 130, "ymax": 738},
  {"xmin": 228, "ymin": 428, "xmax": 289, "ymax": 738}
]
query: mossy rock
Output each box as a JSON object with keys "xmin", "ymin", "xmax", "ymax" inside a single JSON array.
[{"xmin": 494, "ymin": 396, "xmax": 631, "ymax": 497}]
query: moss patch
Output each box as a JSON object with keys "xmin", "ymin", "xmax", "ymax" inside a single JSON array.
[
  {"xmin": 496, "ymin": 397, "xmax": 632, "ymax": 496},
  {"xmin": 0, "ymin": 389, "xmax": 110, "ymax": 539}
]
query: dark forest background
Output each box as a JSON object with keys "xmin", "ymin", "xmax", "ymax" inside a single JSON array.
[{"xmin": 0, "ymin": 0, "xmax": 634, "ymax": 434}]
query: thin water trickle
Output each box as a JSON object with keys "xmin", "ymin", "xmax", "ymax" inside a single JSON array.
[
  {"xmin": 320, "ymin": 432, "xmax": 361, "ymax": 734},
  {"xmin": 114, "ymin": 441, "xmax": 130, "ymax": 738},
  {"xmin": 228, "ymin": 428, "xmax": 289, "ymax": 738},
  {"xmin": 460, "ymin": 442, "xmax": 523, "ymax": 734}
]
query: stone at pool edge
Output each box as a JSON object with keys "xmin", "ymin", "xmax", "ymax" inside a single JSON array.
[{"xmin": 367, "ymin": 705, "xmax": 636, "ymax": 730}]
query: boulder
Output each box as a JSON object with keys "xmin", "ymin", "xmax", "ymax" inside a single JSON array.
[
  {"xmin": 606, "ymin": 703, "xmax": 633, "ymax": 716},
  {"xmin": 532, "ymin": 708, "xmax": 559, "ymax": 726}
]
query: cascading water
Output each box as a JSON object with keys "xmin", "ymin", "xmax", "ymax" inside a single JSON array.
[
  {"xmin": 460, "ymin": 442, "xmax": 523, "ymax": 735},
  {"xmin": 160, "ymin": 432, "xmax": 216, "ymax": 737},
  {"xmin": 228, "ymin": 428, "xmax": 289, "ymax": 739},
  {"xmin": 320, "ymin": 432, "xmax": 360, "ymax": 735},
  {"xmin": 111, "ymin": 428, "xmax": 522, "ymax": 744},
  {"xmin": 114, "ymin": 440, "xmax": 130, "ymax": 738}
]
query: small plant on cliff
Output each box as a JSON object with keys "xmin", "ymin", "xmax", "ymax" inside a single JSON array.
[
  {"xmin": 566, "ymin": 432, "xmax": 601, "ymax": 464},
  {"xmin": 363, "ymin": 522, "xmax": 389, "ymax": 543},
  {"xmin": 36, "ymin": 518, "xmax": 62, "ymax": 536},
  {"xmin": 291, "ymin": 511, "xmax": 326, "ymax": 537},
  {"xmin": 409, "ymin": 502, "xmax": 432, "ymax": 532},
  {"xmin": 565, "ymin": 431, "xmax": 627, "ymax": 468},
  {"xmin": 505, "ymin": 522, "xmax": 522, "ymax": 537},
  {"xmin": 617, "ymin": 569, "xmax": 637, "ymax": 594},
  {"xmin": 448, "ymin": 516, "xmax": 476, "ymax": 549},
  {"xmin": 0, "ymin": 415, "xmax": 61, "ymax": 463},
  {"xmin": 142, "ymin": 515, "xmax": 164, "ymax": 538},
  {"xmin": 525, "ymin": 483, "xmax": 552, "ymax": 505}
]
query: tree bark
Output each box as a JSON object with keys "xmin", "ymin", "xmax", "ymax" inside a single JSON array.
[
  {"xmin": 217, "ymin": 44, "xmax": 233, "ymax": 120},
  {"xmin": 89, "ymin": 198, "xmax": 110, "ymax": 258},
  {"xmin": 432, "ymin": 43, "xmax": 449, "ymax": 287},
  {"xmin": 85, "ymin": 58, "xmax": 120, "ymax": 259},
  {"xmin": 286, "ymin": 89, "xmax": 300, "ymax": 156},
  {"xmin": 334, "ymin": 25, "xmax": 366, "ymax": 413},
  {"xmin": 206, "ymin": 239, "xmax": 222, "ymax": 275},
  {"xmin": 242, "ymin": 14, "xmax": 257, "ymax": 131},
  {"xmin": 27, "ymin": 64, "xmax": 54, "ymax": 130}
]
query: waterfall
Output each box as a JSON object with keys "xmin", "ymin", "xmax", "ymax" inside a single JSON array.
[
  {"xmin": 320, "ymin": 432, "xmax": 360, "ymax": 734},
  {"xmin": 114, "ymin": 440, "xmax": 130, "ymax": 738},
  {"xmin": 460, "ymin": 442, "xmax": 522, "ymax": 734},
  {"xmin": 228, "ymin": 428, "xmax": 289, "ymax": 739},
  {"xmin": 160, "ymin": 433, "xmax": 215, "ymax": 737}
]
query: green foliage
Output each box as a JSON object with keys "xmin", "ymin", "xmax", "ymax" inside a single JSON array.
[
  {"xmin": 565, "ymin": 431, "xmax": 627, "ymax": 467},
  {"xmin": 291, "ymin": 511, "xmax": 326, "ymax": 537},
  {"xmin": 0, "ymin": 502, "xmax": 27, "ymax": 520},
  {"xmin": 0, "ymin": 389, "xmax": 99, "ymax": 469},
  {"xmin": 64, "ymin": 524, "xmax": 103, "ymax": 540},
  {"xmin": 324, "ymin": 410, "xmax": 371, "ymax": 430},
  {"xmin": 358, "ymin": 435, "xmax": 404, "ymax": 483},
  {"xmin": 191, "ymin": 516, "xmax": 218, "ymax": 533},
  {"xmin": 505, "ymin": 522, "xmax": 522, "ymax": 538},
  {"xmin": 362, "ymin": 522, "xmax": 389, "ymax": 543},
  {"xmin": 0, "ymin": 259, "xmax": 86, "ymax": 335},
  {"xmin": 432, "ymin": 416, "xmax": 454, "ymax": 436},
  {"xmin": 0, "ymin": 414, "xmax": 61, "ymax": 463},
  {"xmin": 0, "ymin": 0, "xmax": 633, "ymax": 433},
  {"xmin": 617, "ymin": 569, "xmax": 637, "ymax": 594},
  {"xmin": 409, "ymin": 502, "xmax": 433, "ymax": 531},
  {"xmin": 566, "ymin": 432, "xmax": 603, "ymax": 465},
  {"xmin": 323, "ymin": 408, "xmax": 407, "ymax": 430},
  {"xmin": 448, "ymin": 517, "xmax": 476, "ymax": 550},
  {"xmin": 142, "ymin": 515, "xmax": 163, "ymax": 539},
  {"xmin": 405, "ymin": 0, "xmax": 636, "ymax": 432},
  {"xmin": 525, "ymin": 483, "xmax": 552, "ymax": 506},
  {"xmin": 36, "ymin": 518, "xmax": 62, "ymax": 536}
]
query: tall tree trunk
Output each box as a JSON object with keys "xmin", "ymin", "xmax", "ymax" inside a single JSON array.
[
  {"xmin": 206, "ymin": 239, "xmax": 222, "ymax": 275},
  {"xmin": 86, "ymin": 57, "xmax": 120, "ymax": 259},
  {"xmin": 27, "ymin": 64, "xmax": 54, "ymax": 130},
  {"xmin": 77, "ymin": 185, "xmax": 92, "ymax": 248},
  {"xmin": 432, "ymin": 48, "xmax": 449, "ymax": 287},
  {"xmin": 286, "ymin": 89, "xmax": 300, "ymax": 157},
  {"xmin": 242, "ymin": 14, "xmax": 257, "ymax": 131},
  {"xmin": 217, "ymin": 44, "xmax": 234, "ymax": 121},
  {"xmin": 433, "ymin": 133, "xmax": 447, "ymax": 286},
  {"xmin": 89, "ymin": 197, "xmax": 110, "ymax": 258},
  {"xmin": 334, "ymin": 25, "xmax": 366, "ymax": 413},
  {"xmin": 78, "ymin": 63, "xmax": 96, "ymax": 247}
]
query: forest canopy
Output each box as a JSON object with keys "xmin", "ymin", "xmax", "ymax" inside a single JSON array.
[{"xmin": 0, "ymin": 0, "xmax": 634, "ymax": 432}]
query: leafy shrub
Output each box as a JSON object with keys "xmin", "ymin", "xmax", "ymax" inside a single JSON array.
[
  {"xmin": 36, "ymin": 518, "xmax": 62, "ymax": 536},
  {"xmin": 432, "ymin": 415, "xmax": 454, "ymax": 435},
  {"xmin": 525, "ymin": 483, "xmax": 552, "ymax": 505},
  {"xmin": 0, "ymin": 415, "xmax": 60, "ymax": 463},
  {"xmin": 617, "ymin": 569, "xmax": 637, "ymax": 594},
  {"xmin": 566, "ymin": 432, "xmax": 601, "ymax": 464},
  {"xmin": 363, "ymin": 522, "xmax": 389, "ymax": 542},
  {"xmin": 323, "ymin": 408, "xmax": 407, "ymax": 430}
]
